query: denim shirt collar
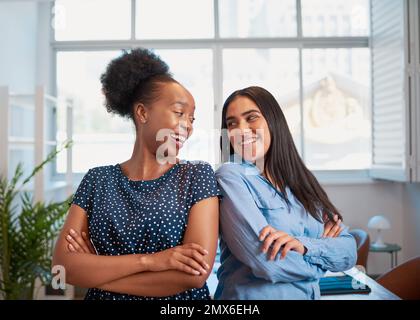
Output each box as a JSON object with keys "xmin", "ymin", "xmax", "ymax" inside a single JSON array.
[{"xmin": 227, "ymin": 154, "xmax": 261, "ymax": 175}]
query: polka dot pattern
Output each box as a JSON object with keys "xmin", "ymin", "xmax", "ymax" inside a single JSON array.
[{"xmin": 70, "ymin": 160, "xmax": 221, "ymax": 300}]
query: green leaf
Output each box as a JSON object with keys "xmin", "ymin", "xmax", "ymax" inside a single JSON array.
[{"xmin": 0, "ymin": 140, "xmax": 72, "ymax": 299}]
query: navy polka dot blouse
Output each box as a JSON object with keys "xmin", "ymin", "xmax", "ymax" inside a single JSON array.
[{"xmin": 70, "ymin": 160, "xmax": 221, "ymax": 300}]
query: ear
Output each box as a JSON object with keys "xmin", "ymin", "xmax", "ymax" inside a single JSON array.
[{"xmin": 134, "ymin": 103, "xmax": 148, "ymax": 124}]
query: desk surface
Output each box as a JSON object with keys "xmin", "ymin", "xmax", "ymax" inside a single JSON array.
[
  {"xmin": 320, "ymin": 267, "xmax": 401, "ymax": 300},
  {"xmin": 208, "ymin": 265, "xmax": 400, "ymax": 300}
]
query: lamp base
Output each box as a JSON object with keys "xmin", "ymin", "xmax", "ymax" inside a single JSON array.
[
  {"xmin": 371, "ymin": 230, "xmax": 386, "ymax": 248},
  {"xmin": 371, "ymin": 242, "xmax": 387, "ymax": 249}
]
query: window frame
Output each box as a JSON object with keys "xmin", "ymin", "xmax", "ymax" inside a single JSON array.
[{"xmin": 50, "ymin": 0, "xmax": 373, "ymax": 184}]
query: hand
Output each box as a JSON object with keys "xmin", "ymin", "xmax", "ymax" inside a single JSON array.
[
  {"xmin": 65, "ymin": 228, "xmax": 96, "ymax": 254},
  {"xmin": 145, "ymin": 243, "xmax": 211, "ymax": 276},
  {"xmin": 322, "ymin": 213, "xmax": 343, "ymax": 238},
  {"xmin": 259, "ymin": 225, "xmax": 306, "ymax": 260}
]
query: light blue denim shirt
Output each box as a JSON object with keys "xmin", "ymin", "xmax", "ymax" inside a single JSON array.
[{"xmin": 214, "ymin": 161, "xmax": 357, "ymax": 300}]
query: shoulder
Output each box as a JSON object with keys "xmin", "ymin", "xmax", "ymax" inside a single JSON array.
[
  {"xmin": 83, "ymin": 164, "xmax": 118, "ymax": 182},
  {"xmin": 178, "ymin": 160, "xmax": 216, "ymax": 177},
  {"xmin": 87, "ymin": 164, "xmax": 116, "ymax": 175},
  {"xmin": 215, "ymin": 162, "xmax": 252, "ymax": 180}
]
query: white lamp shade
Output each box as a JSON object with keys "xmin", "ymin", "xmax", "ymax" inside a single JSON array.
[{"xmin": 367, "ymin": 215, "xmax": 391, "ymax": 230}]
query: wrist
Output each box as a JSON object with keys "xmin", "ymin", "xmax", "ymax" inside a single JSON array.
[{"xmin": 136, "ymin": 254, "xmax": 150, "ymax": 272}]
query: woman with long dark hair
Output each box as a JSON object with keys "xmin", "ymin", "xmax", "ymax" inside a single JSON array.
[{"xmin": 215, "ymin": 86, "xmax": 357, "ymax": 299}]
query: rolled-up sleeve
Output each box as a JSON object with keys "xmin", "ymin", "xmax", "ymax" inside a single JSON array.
[
  {"xmin": 216, "ymin": 167, "xmax": 326, "ymax": 283},
  {"xmin": 295, "ymin": 226, "xmax": 357, "ymax": 272}
]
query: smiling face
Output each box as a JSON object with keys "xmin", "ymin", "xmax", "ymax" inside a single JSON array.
[
  {"xmin": 225, "ymin": 96, "xmax": 271, "ymax": 163},
  {"xmin": 134, "ymin": 81, "xmax": 195, "ymax": 160}
]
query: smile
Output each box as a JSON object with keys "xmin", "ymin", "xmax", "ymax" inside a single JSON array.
[
  {"xmin": 170, "ymin": 133, "xmax": 187, "ymax": 143},
  {"xmin": 238, "ymin": 137, "xmax": 258, "ymax": 146}
]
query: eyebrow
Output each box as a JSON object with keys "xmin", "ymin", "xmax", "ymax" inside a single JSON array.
[
  {"xmin": 171, "ymin": 101, "xmax": 188, "ymax": 106},
  {"xmin": 171, "ymin": 101, "xmax": 196, "ymax": 110},
  {"xmin": 226, "ymin": 109, "xmax": 261, "ymax": 122}
]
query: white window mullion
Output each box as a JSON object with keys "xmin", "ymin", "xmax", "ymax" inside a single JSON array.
[
  {"xmin": 0, "ymin": 87, "xmax": 9, "ymax": 178},
  {"xmin": 34, "ymin": 86, "xmax": 45, "ymax": 202},
  {"xmin": 296, "ymin": 0, "xmax": 305, "ymax": 161},
  {"xmin": 131, "ymin": 0, "xmax": 136, "ymax": 42},
  {"xmin": 213, "ymin": 0, "xmax": 223, "ymax": 165}
]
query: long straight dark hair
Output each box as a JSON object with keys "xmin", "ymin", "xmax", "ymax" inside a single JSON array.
[{"xmin": 220, "ymin": 86, "xmax": 342, "ymax": 223}]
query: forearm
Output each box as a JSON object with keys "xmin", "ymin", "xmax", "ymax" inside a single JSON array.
[
  {"xmin": 220, "ymin": 203, "xmax": 325, "ymax": 283},
  {"xmin": 296, "ymin": 232, "xmax": 357, "ymax": 272},
  {"xmin": 98, "ymin": 270, "xmax": 205, "ymax": 297},
  {"xmin": 224, "ymin": 231, "xmax": 326, "ymax": 283},
  {"xmin": 53, "ymin": 252, "xmax": 146, "ymax": 288}
]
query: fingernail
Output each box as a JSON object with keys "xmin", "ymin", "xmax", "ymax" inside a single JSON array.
[
  {"xmin": 205, "ymin": 263, "xmax": 210, "ymax": 269},
  {"xmin": 194, "ymin": 270, "xmax": 200, "ymax": 275},
  {"xmin": 69, "ymin": 244, "xmax": 74, "ymax": 250},
  {"xmin": 204, "ymin": 250, "xmax": 209, "ymax": 255},
  {"xmin": 66, "ymin": 235, "xmax": 72, "ymax": 240},
  {"xmin": 70, "ymin": 229, "xmax": 76, "ymax": 235}
]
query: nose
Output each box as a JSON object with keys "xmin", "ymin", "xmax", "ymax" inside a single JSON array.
[
  {"xmin": 179, "ymin": 119, "xmax": 192, "ymax": 136},
  {"xmin": 229, "ymin": 120, "xmax": 253, "ymax": 144},
  {"xmin": 237, "ymin": 119, "xmax": 252, "ymax": 135}
]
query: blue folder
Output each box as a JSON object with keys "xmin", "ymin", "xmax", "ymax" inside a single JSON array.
[{"xmin": 319, "ymin": 275, "xmax": 371, "ymax": 295}]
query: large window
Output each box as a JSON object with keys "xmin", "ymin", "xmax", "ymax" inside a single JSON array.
[{"xmin": 53, "ymin": 0, "xmax": 370, "ymax": 173}]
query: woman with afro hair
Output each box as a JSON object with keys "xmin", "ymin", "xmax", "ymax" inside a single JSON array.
[{"xmin": 53, "ymin": 48, "xmax": 221, "ymax": 300}]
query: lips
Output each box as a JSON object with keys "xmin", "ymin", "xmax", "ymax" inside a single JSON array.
[
  {"xmin": 169, "ymin": 133, "xmax": 188, "ymax": 148},
  {"xmin": 237, "ymin": 136, "xmax": 260, "ymax": 146}
]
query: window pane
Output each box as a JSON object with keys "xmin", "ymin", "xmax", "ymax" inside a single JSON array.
[
  {"xmin": 302, "ymin": 48, "xmax": 371, "ymax": 170},
  {"xmin": 155, "ymin": 49, "xmax": 216, "ymax": 165},
  {"xmin": 219, "ymin": 0, "xmax": 296, "ymax": 38},
  {"xmin": 136, "ymin": 0, "xmax": 214, "ymax": 39},
  {"xmin": 301, "ymin": 0, "xmax": 369, "ymax": 37},
  {"xmin": 9, "ymin": 96, "xmax": 34, "ymax": 139},
  {"xmin": 57, "ymin": 51, "xmax": 134, "ymax": 173},
  {"xmin": 223, "ymin": 49, "xmax": 301, "ymax": 153},
  {"xmin": 9, "ymin": 146, "xmax": 34, "ymax": 187},
  {"xmin": 54, "ymin": 0, "xmax": 131, "ymax": 40}
]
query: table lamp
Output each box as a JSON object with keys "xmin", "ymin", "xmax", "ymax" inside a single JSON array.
[{"xmin": 367, "ymin": 215, "xmax": 390, "ymax": 248}]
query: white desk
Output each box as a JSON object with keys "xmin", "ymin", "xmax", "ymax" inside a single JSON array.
[{"xmin": 320, "ymin": 267, "xmax": 401, "ymax": 300}]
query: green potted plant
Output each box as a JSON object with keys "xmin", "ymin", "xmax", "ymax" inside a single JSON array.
[{"xmin": 0, "ymin": 141, "xmax": 73, "ymax": 299}]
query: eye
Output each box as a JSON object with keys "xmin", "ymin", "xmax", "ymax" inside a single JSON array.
[
  {"xmin": 247, "ymin": 114, "xmax": 258, "ymax": 122},
  {"xmin": 190, "ymin": 117, "xmax": 195, "ymax": 124},
  {"xmin": 174, "ymin": 111, "xmax": 183, "ymax": 117}
]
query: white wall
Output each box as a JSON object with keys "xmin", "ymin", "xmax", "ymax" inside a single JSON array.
[
  {"xmin": 324, "ymin": 181, "xmax": 419, "ymax": 275},
  {"xmin": 0, "ymin": 1, "xmax": 53, "ymax": 94},
  {"xmin": 0, "ymin": 1, "xmax": 38, "ymax": 93}
]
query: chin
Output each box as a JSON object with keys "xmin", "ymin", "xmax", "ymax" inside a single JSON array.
[{"xmin": 155, "ymin": 145, "xmax": 179, "ymax": 164}]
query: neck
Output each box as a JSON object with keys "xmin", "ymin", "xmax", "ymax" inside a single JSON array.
[
  {"xmin": 121, "ymin": 134, "xmax": 176, "ymax": 181},
  {"xmin": 255, "ymin": 158, "xmax": 265, "ymax": 175}
]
